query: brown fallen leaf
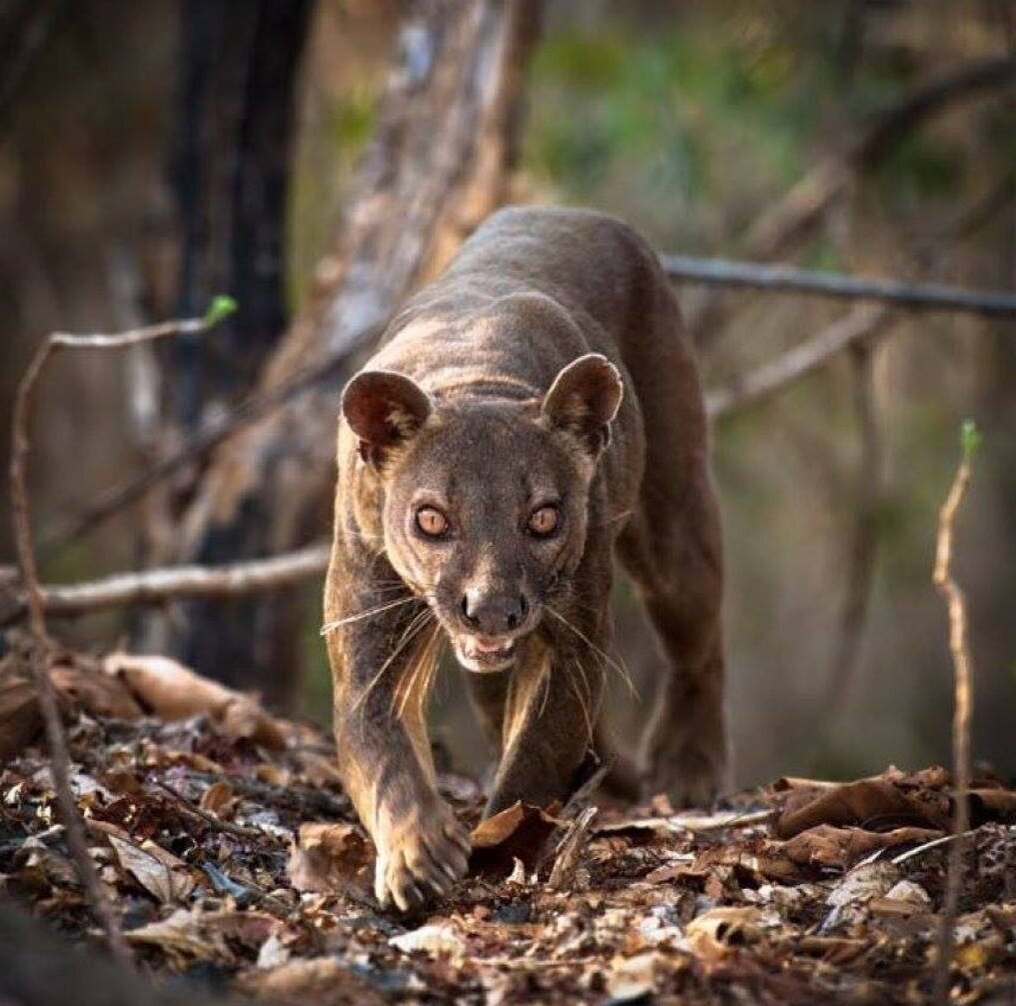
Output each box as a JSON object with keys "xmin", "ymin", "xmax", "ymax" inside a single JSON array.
[
  {"xmin": 287, "ymin": 822, "xmax": 373, "ymax": 894},
  {"xmin": 389, "ymin": 921, "xmax": 466, "ymax": 958},
  {"xmin": 199, "ymin": 781, "xmax": 235, "ymax": 816},
  {"xmin": 781, "ymin": 824, "xmax": 943, "ymax": 869},
  {"xmin": 108, "ymin": 834, "xmax": 196, "ymax": 903},
  {"xmin": 469, "ymin": 801, "xmax": 561, "ymax": 877},
  {"xmin": 125, "ymin": 907, "xmax": 233, "ymax": 967},
  {"xmin": 968, "ymin": 788, "xmax": 1016, "ymax": 823},
  {"xmin": 776, "ymin": 778, "xmax": 946, "ymax": 838},
  {"xmin": 0, "ymin": 663, "xmax": 43, "ymax": 760},
  {"xmin": 236, "ymin": 956, "xmax": 386, "ymax": 1005},
  {"xmin": 103, "ymin": 652, "xmax": 287, "ymax": 749}
]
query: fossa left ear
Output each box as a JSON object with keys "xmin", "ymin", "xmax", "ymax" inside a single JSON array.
[{"xmin": 541, "ymin": 353, "xmax": 623, "ymax": 455}]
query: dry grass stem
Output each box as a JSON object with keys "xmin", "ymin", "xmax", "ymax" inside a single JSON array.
[
  {"xmin": 931, "ymin": 424, "xmax": 979, "ymax": 1004},
  {"xmin": 8, "ymin": 312, "xmax": 224, "ymax": 967}
]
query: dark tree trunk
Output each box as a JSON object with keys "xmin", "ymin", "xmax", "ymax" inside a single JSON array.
[
  {"xmin": 142, "ymin": 0, "xmax": 313, "ymax": 699},
  {"xmin": 170, "ymin": 0, "xmax": 541, "ymax": 709}
]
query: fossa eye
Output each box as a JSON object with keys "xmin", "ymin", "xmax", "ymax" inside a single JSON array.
[
  {"xmin": 415, "ymin": 506, "xmax": 450, "ymax": 538},
  {"xmin": 527, "ymin": 504, "xmax": 559, "ymax": 537}
]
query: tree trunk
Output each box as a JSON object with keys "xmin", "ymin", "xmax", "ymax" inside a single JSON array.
[
  {"xmin": 171, "ymin": 0, "xmax": 542, "ymax": 707},
  {"xmin": 136, "ymin": 0, "xmax": 313, "ymax": 693}
]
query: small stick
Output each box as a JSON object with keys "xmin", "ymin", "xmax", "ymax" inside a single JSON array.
[
  {"xmin": 153, "ymin": 780, "xmax": 273, "ymax": 843},
  {"xmin": 1, "ymin": 544, "xmax": 331, "ymax": 625},
  {"xmin": 931, "ymin": 421, "xmax": 980, "ymax": 1006},
  {"xmin": 547, "ymin": 806, "xmax": 598, "ymax": 890},
  {"xmin": 7, "ymin": 303, "xmax": 233, "ymax": 967},
  {"xmin": 891, "ymin": 829, "xmax": 976, "ymax": 866},
  {"xmin": 597, "ymin": 807, "xmax": 776, "ymax": 835}
]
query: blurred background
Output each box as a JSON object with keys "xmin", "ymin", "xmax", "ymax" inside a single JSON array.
[{"xmin": 1, "ymin": 0, "xmax": 1013, "ymax": 789}]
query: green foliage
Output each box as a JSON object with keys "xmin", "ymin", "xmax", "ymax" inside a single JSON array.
[
  {"xmin": 875, "ymin": 133, "xmax": 965, "ymax": 206},
  {"xmin": 203, "ymin": 294, "xmax": 238, "ymax": 328},
  {"xmin": 524, "ymin": 17, "xmax": 826, "ymax": 248},
  {"xmin": 961, "ymin": 419, "xmax": 982, "ymax": 462}
]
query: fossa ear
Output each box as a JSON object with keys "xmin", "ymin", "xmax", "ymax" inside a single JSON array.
[
  {"xmin": 541, "ymin": 353, "xmax": 623, "ymax": 455},
  {"xmin": 342, "ymin": 369, "xmax": 432, "ymax": 465}
]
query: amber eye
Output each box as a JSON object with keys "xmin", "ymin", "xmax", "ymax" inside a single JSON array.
[
  {"xmin": 415, "ymin": 506, "xmax": 450, "ymax": 538},
  {"xmin": 527, "ymin": 505, "xmax": 559, "ymax": 537}
]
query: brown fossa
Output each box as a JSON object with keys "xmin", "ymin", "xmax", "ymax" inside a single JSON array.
[{"xmin": 324, "ymin": 206, "xmax": 726, "ymax": 910}]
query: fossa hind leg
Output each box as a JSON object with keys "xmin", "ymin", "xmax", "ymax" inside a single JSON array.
[{"xmin": 618, "ymin": 466, "xmax": 727, "ymax": 807}]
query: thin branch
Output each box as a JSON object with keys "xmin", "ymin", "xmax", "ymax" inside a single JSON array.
[
  {"xmin": 547, "ymin": 806, "xmax": 598, "ymax": 890},
  {"xmin": 661, "ymin": 255, "xmax": 1016, "ymax": 318},
  {"xmin": 153, "ymin": 780, "xmax": 274, "ymax": 843},
  {"xmin": 706, "ymin": 304, "xmax": 892, "ymax": 420},
  {"xmin": 1, "ymin": 544, "xmax": 330, "ymax": 625},
  {"xmin": 7, "ymin": 312, "xmax": 221, "ymax": 967},
  {"xmin": 743, "ymin": 54, "xmax": 1016, "ymax": 263},
  {"xmin": 688, "ymin": 54, "xmax": 1016, "ymax": 343},
  {"xmin": 38, "ymin": 325, "xmax": 381, "ymax": 560},
  {"xmin": 931, "ymin": 425, "xmax": 979, "ymax": 1005}
]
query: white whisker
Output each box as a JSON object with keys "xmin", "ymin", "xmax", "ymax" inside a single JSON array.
[
  {"xmin": 320, "ymin": 595, "xmax": 419, "ymax": 633},
  {"xmin": 545, "ymin": 604, "xmax": 637, "ymax": 697}
]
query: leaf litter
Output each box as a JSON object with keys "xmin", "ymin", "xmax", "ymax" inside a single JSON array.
[{"xmin": 1, "ymin": 645, "xmax": 1015, "ymax": 1004}]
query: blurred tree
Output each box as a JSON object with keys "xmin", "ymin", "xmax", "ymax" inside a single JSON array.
[{"xmin": 136, "ymin": 0, "xmax": 314, "ymax": 697}]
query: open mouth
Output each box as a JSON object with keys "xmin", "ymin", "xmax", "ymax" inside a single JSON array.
[{"xmin": 454, "ymin": 634, "xmax": 518, "ymax": 672}]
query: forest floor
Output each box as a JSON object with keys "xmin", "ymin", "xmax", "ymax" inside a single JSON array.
[{"xmin": 1, "ymin": 641, "xmax": 1015, "ymax": 1005}]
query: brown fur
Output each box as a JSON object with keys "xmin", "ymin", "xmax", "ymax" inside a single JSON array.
[{"xmin": 324, "ymin": 206, "xmax": 726, "ymax": 910}]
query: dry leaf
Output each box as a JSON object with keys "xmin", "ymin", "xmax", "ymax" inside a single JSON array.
[
  {"xmin": 125, "ymin": 907, "xmax": 233, "ymax": 966},
  {"xmin": 605, "ymin": 951, "xmax": 660, "ymax": 1001},
  {"xmin": 686, "ymin": 906, "xmax": 774, "ymax": 950},
  {"xmin": 389, "ymin": 921, "xmax": 466, "ymax": 958},
  {"xmin": 469, "ymin": 801, "xmax": 560, "ymax": 877},
  {"xmin": 781, "ymin": 824, "xmax": 942, "ymax": 869},
  {"xmin": 108, "ymin": 834, "xmax": 194, "ymax": 903},
  {"xmin": 237, "ymin": 957, "xmax": 386, "ymax": 1005},
  {"xmin": 199, "ymin": 781, "xmax": 235, "ymax": 815},
  {"xmin": 776, "ymin": 778, "xmax": 944, "ymax": 838},
  {"xmin": 104, "ymin": 652, "xmax": 287, "ymax": 748},
  {"xmin": 823, "ymin": 862, "xmax": 900, "ymax": 930},
  {"xmin": 287, "ymin": 822, "xmax": 373, "ymax": 893}
]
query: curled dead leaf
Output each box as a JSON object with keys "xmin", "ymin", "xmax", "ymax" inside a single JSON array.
[
  {"xmin": 781, "ymin": 824, "xmax": 943, "ymax": 869},
  {"xmin": 103, "ymin": 652, "xmax": 287, "ymax": 749},
  {"xmin": 287, "ymin": 822, "xmax": 373, "ymax": 893},
  {"xmin": 108, "ymin": 834, "xmax": 196, "ymax": 904},
  {"xmin": 469, "ymin": 801, "xmax": 560, "ymax": 877}
]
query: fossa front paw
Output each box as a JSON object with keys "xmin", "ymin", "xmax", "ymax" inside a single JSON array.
[{"xmin": 374, "ymin": 798, "xmax": 470, "ymax": 912}]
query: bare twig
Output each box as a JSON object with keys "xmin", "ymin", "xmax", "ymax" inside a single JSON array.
[
  {"xmin": 7, "ymin": 310, "xmax": 227, "ymax": 967},
  {"xmin": 597, "ymin": 808, "xmax": 777, "ymax": 835},
  {"xmin": 742, "ymin": 55, "xmax": 1016, "ymax": 264},
  {"xmin": 706, "ymin": 304, "xmax": 892, "ymax": 419},
  {"xmin": 38, "ymin": 325, "xmax": 380, "ymax": 560},
  {"xmin": 931, "ymin": 421, "xmax": 980, "ymax": 1005},
  {"xmin": 1, "ymin": 544, "xmax": 330, "ymax": 625},
  {"xmin": 547, "ymin": 806, "xmax": 598, "ymax": 890},
  {"xmin": 661, "ymin": 255, "xmax": 1016, "ymax": 318},
  {"xmin": 891, "ymin": 829, "xmax": 977, "ymax": 867},
  {"xmin": 153, "ymin": 780, "xmax": 274, "ymax": 843}
]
